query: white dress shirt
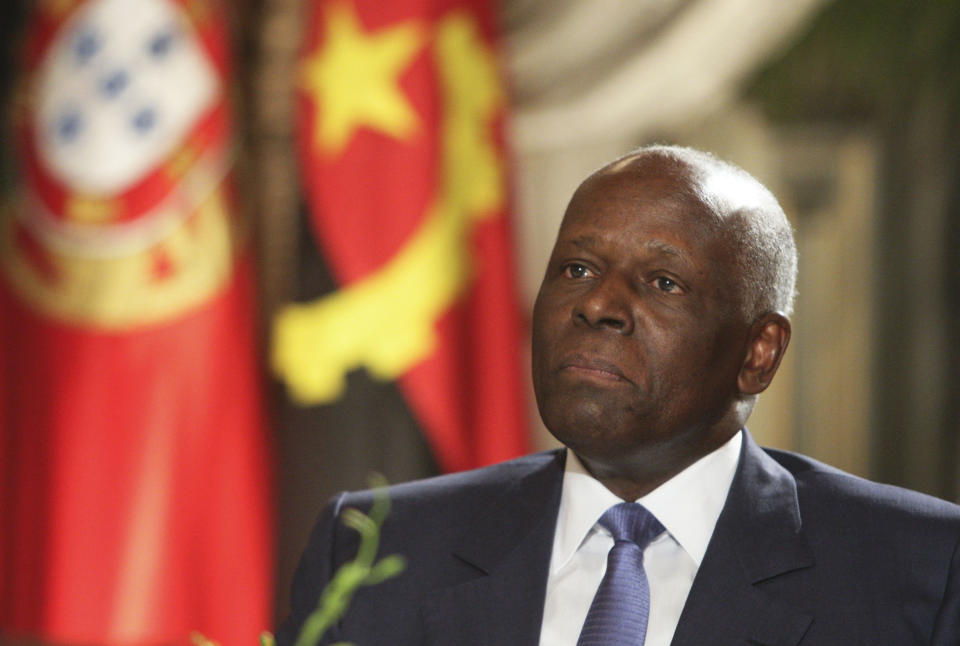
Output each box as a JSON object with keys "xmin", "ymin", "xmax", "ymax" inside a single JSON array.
[{"xmin": 538, "ymin": 431, "xmax": 742, "ymax": 646}]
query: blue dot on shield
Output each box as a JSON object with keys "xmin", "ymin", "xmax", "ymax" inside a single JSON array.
[
  {"xmin": 100, "ymin": 70, "xmax": 130, "ymax": 98},
  {"xmin": 132, "ymin": 107, "xmax": 158, "ymax": 134},
  {"xmin": 57, "ymin": 110, "xmax": 83, "ymax": 143},
  {"xmin": 148, "ymin": 27, "xmax": 177, "ymax": 60},
  {"xmin": 73, "ymin": 27, "xmax": 100, "ymax": 64}
]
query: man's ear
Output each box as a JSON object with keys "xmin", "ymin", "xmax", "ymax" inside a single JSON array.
[{"xmin": 738, "ymin": 312, "xmax": 791, "ymax": 395}]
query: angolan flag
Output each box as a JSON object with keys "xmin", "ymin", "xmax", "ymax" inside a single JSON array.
[{"xmin": 271, "ymin": 0, "xmax": 529, "ymax": 555}]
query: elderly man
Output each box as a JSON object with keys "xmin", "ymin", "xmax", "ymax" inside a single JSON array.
[{"xmin": 278, "ymin": 146, "xmax": 960, "ymax": 646}]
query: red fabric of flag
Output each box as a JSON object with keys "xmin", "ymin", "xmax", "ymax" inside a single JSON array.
[
  {"xmin": 0, "ymin": 1, "xmax": 272, "ymax": 644},
  {"xmin": 275, "ymin": 0, "xmax": 529, "ymax": 473}
]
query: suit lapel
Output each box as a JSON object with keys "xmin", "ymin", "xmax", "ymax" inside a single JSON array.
[
  {"xmin": 421, "ymin": 450, "xmax": 565, "ymax": 646},
  {"xmin": 670, "ymin": 431, "xmax": 814, "ymax": 646}
]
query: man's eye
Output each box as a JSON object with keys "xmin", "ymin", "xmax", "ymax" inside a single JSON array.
[
  {"xmin": 563, "ymin": 263, "xmax": 591, "ymax": 278},
  {"xmin": 654, "ymin": 276, "xmax": 681, "ymax": 293}
]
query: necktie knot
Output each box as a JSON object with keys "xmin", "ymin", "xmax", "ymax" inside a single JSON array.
[
  {"xmin": 576, "ymin": 502, "xmax": 664, "ymax": 646},
  {"xmin": 598, "ymin": 501, "xmax": 664, "ymax": 548}
]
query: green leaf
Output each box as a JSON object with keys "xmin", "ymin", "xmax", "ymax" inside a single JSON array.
[
  {"xmin": 292, "ymin": 475, "xmax": 405, "ymax": 646},
  {"xmin": 366, "ymin": 555, "xmax": 407, "ymax": 585}
]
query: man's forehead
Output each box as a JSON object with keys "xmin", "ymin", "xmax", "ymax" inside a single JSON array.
[
  {"xmin": 563, "ymin": 233, "xmax": 687, "ymax": 259},
  {"xmin": 567, "ymin": 157, "xmax": 721, "ymax": 233},
  {"xmin": 596, "ymin": 150, "xmax": 776, "ymax": 220}
]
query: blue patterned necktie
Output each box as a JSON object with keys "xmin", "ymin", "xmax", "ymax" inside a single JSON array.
[{"xmin": 576, "ymin": 502, "xmax": 665, "ymax": 646}]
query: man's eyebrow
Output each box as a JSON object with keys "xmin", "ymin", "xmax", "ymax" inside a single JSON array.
[
  {"xmin": 641, "ymin": 239, "xmax": 686, "ymax": 258},
  {"xmin": 564, "ymin": 235, "xmax": 688, "ymax": 262},
  {"xmin": 568, "ymin": 236, "xmax": 598, "ymax": 249}
]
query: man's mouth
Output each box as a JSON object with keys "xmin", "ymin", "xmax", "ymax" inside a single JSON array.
[{"xmin": 558, "ymin": 353, "xmax": 630, "ymax": 383}]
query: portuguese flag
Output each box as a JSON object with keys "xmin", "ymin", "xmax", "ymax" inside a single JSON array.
[
  {"xmin": 273, "ymin": 0, "xmax": 529, "ymax": 479},
  {"xmin": 0, "ymin": 1, "xmax": 272, "ymax": 644}
]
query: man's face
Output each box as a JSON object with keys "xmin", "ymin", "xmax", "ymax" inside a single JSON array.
[{"xmin": 531, "ymin": 159, "xmax": 753, "ymax": 472}]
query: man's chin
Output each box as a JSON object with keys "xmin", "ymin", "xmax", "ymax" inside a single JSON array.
[
  {"xmin": 544, "ymin": 414, "xmax": 644, "ymax": 460},
  {"xmin": 542, "ymin": 383, "xmax": 642, "ymax": 423}
]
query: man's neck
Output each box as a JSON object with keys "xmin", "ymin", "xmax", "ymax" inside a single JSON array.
[{"xmin": 576, "ymin": 428, "xmax": 743, "ymax": 501}]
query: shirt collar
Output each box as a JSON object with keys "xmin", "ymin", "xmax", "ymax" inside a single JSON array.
[{"xmin": 550, "ymin": 430, "xmax": 742, "ymax": 574}]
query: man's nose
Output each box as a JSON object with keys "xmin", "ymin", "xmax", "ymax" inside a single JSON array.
[{"xmin": 573, "ymin": 274, "xmax": 634, "ymax": 334}]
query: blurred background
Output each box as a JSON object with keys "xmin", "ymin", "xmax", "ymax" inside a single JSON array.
[{"xmin": 1, "ymin": 0, "xmax": 958, "ymax": 644}]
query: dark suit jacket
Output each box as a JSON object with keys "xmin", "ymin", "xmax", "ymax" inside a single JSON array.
[{"xmin": 277, "ymin": 431, "xmax": 960, "ymax": 645}]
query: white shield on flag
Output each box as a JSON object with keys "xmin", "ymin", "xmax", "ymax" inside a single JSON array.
[
  {"xmin": 35, "ymin": 0, "xmax": 217, "ymax": 196},
  {"xmin": 1, "ymin": 0, "xmax": 239, "ymax": 330}
]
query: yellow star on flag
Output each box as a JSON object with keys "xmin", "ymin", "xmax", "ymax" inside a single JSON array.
[{"xmin": 299, "ymin": 0, "xmax": 424, "ymax": 155}]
